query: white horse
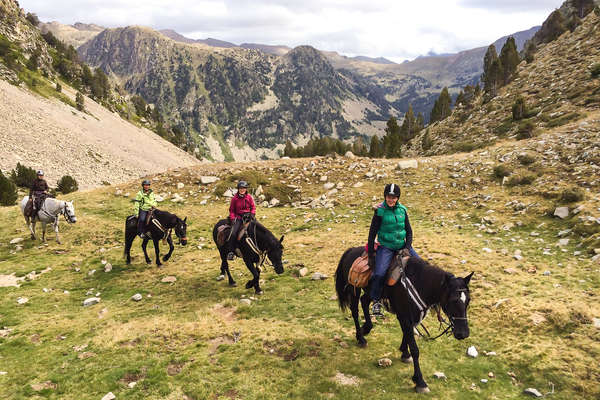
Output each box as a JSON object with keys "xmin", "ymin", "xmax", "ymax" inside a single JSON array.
[{"xmin": 19, "ymin": 196, "xmax": 77, "ymax": 244}]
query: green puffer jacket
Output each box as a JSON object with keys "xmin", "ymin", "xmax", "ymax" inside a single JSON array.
[
  {"xmin": 376, "ymin": 202, "xmax": 407, "ymax": 250},
  {"xmin": 133, "ymin": 189, "xmax": 157, "ymax": 213}
]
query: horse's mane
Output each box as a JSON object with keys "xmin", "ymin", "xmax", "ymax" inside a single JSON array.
[
  {"xmin": 154, "ymin": 209, "xmax": 177, "ymax": 221},
  {"xmin": 252, "ymin": 221, "xmax": 279, "ymax": 247},
  {"xmin": 406, "ymin": 257, "xmax": 453, "ymax": 283}
]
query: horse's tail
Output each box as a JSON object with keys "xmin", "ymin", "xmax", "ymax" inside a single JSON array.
[
  {"xmin": 335, "ymin": 247, "xmax": 355, "ymax": 311},
  {"xmin": 124, "ymin": 215, "xmax": 136, "ymax": 255}
]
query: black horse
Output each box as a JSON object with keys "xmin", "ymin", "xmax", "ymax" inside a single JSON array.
[
  {"xmin": 335, "ymin": 247, "xmax": 473, "ymax": 393},
  {"xmin": 124, "ymin": 209, "xmax": 188, "ymax": 267},
  {"xmin": 212, "ymin": 218, "xmax": 284, "ymax": 293}
]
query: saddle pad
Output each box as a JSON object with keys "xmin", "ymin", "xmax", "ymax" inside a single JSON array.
[
  {"xmin": 216, "ymin": 224, "xmax": 230, "ymax": 247},
  {"xmin": 348, "ymin": 252, "xmax": 372, "ymax": 288},
  {"xmin": 386, "ymin": 256, "xmax": 410, "ymax": 286}
]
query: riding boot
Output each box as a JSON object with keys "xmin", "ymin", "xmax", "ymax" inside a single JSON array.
[{"xmin": 227, "ymin": 218, "xmax": 242, "ymax": 260}]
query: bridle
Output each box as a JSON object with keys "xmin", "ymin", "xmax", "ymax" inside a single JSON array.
[
  {"xmin": 418, "ymin": 287, "xmax": 469, "ymax": 341},
  {"xmin": 61, "ymin": 202, "xmax": 76, "ymax": 223},
  {"xmin": 175, "ymin": 219, "xmax": 187, "ymax": 244}
]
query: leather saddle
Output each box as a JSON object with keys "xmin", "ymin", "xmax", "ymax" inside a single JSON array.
[{"xmin": 348, "ymin": 252, "xmax": 410, "ymax": 289}]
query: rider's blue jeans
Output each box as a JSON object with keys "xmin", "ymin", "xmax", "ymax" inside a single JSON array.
[
  {"xmin": 137, "ymin": 210, "xmax": 148, "ymax": 235},
  {"xmin": 370, "ymin": 245, "xmax": 420, "ymax": 301}
]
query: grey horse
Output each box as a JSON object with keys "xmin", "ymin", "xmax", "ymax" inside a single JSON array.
[{"xmin": 19, "ymin": 196, "xmax": 77, "ymax": 244}]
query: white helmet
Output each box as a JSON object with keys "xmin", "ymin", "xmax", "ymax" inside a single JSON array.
[{"xmin": 36, "ymin": 170, "xmax": 44, "ymax": 176}]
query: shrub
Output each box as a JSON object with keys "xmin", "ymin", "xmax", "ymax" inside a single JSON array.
[
  {"xmin": 517, "ymin": 153, "xmax": 536, "ymax": 165},
  {"xmin": 506, "ymin": 174, "xmax": 536, "ymax": 186},
  {"xmin": 25, "ymin": 12, "xmax": 40, "ymax": 26},
  {"xmin": 421, "ymin": 129, "xmax": 433, "ymax": 151},
  {"xmin": 517, "ymin": 121, "xmax": 535, "ymax": 139},
  {"xmin": 56, "ymin": 82, "xmax": 62, "ymax": 92},
  {"xmin": 494, "ymin": 120, "xmax": 513, "ymax": 135},
  {"xmin": 512, "ymin": 96, "xmax": 527, "ymax": 120},
  {"xmin": 0, "ymin": 170, "xmax": 18, "ymax": 206},
  {"xmin": 75, "ymin": 92, "xmax": 85, "ymax": 111},
  {"xmin": 56, "ymin": 175, "xmax": 78, "ymax": 194},
  {"xmin": 560, "ymin": 186, "xmax": 585, "ymax": 203},
  {"xmin": 10, "ymin": 162, "xmax": 36, "ymax": 188},
  {"xmin": 493, "ymin": 164, "xmax": 512, "ymax": 178},
  {"xmin": 590, "ymin": 63, "xmax": 600, "ymax": 78}
]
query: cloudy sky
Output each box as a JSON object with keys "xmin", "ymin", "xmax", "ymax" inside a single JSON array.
[{"xmin": 20, "ymin": 0, "xmax": 563, "ymax": 62}]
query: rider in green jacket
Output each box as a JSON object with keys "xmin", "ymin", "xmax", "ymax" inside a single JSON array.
[{"xmin": 134, "ymin": 179, "xmax": 158, "ymax": 238}]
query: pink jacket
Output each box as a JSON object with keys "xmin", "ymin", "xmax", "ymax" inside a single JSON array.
[{"xmin": 229, "ymin": 193, "xmax": 256, "ymax": 220}]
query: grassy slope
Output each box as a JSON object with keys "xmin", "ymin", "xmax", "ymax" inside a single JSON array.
[{"xmin": 0, "ymin": 149, "xmax": 598, "ymax": 399}]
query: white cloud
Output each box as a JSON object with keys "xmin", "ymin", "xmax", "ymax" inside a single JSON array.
[{"xmin": 19, "ymin": 0, "xmax": 563, "ymax": 61}]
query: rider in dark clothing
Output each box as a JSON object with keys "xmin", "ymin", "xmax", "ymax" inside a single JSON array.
[
  {"xmin": 227, "ymin": 181, "xmax": 256, "ymax": 260},
  {"xmin": 29, "ymin": 170, "xmax": 49, "ymax": 215}
]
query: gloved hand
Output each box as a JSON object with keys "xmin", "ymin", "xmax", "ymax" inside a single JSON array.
[{"xmin": 400, "ymin": 248, "xmax": 411, "ymax": 258}]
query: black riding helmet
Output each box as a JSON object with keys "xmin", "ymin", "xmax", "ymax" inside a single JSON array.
[
  {"xmin": 237, "ymin": 181, "xmax": 249, "ymax": 189},
  {"xmin": 142, "ymin": 179, "xmax": 151, "ymax": 186},
  {"xmin": 384, "ymin": 183, "xmax": 400, "ymax": 198}
]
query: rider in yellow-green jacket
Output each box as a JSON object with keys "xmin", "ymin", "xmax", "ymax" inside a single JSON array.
[{"xmin": 134, "ymin": 179, "xmax": 158, "ymax": 238}]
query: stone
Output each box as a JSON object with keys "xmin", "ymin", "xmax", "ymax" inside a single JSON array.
[
  {"xmin": 269, "ymin": 198, "xmax": 280, "ymax": 207},
  {"xmin": 481, "ymin": 379, "xmax": 488, "ymax": 384},
  {"xmin": 467, "ymin": 346, "xmax": 478, "ymax": 358},
  {"xmin": 377, "ymin": 358, "xmax": 392, "ymax": 367},
  {"xmin": 16, "ymin": 297, "xmax": 28, "ymax": 305},
  {"xmin": 83, "ymin": 297, "xmax": 100, "ymax": 307},
  {"xmin": 176, "ymin": 182, "xmax": 185, "ymax": 189},
  {"xmin": 200, "ymin": 176, "xmax": 219, "ymax": 184},
  {"xmin": 320, "ymin": 175, "xmax": 328, "ymax": 182},
  {"xmin": 240, "ymin": 298, "xmax": 252, "ymax": 305},
  {"xmin": 523, "ymin": 388, "xmax": 543, "ymax": 397},
  {"xmin": 323, "ymin": 183, "xmax": 335, "ymax": 190},
  {"xmin": 31, "ymin": 381, "xmax": 57, "ymax": 391},
  {"xmin": 216, "ymin": 275, "xmax": 225, "ymax": 281},
  {"xmin": 557, "ymin": 238, "xmax": 569, "ymax": 246},
  {"xmin": 161, "ymin": 276, "xmax": 177, "ymax": 283},
  {"xmin": 311, "ymin": 272, "xmax": 328, "ymax": 280},
  {"xmin": 344, "ymin": 151, "xmax": 355, "ymax": 158},
  {"xmin": 88, "ymin": 269, "xmax": 96, "ymax": 276},
  {"xmin": 352, "ymin": 182, "xmax": 364, "ymax": 188},
  {"xmin": 9, "ymin": 237, "xmax": 24, "ymax": 244},
  {"xmin": 104, "ymin": 263, "xmax": 112, "ymax": 273},
  {"xmin": 334, "ymin": 372, "xmax": 360, "ymax": 386},
  {"xmin": 299, "ymin": 267, "xmax": 308, "ymax": 277},
  {"xmin": 255, "ymin": 185, "xmax": 263, "ymax": 196},
  {"xmin": 553, "ymin": 207, "xmax": 569, "ymax": 219},
  {"xmin": 482, "ymin": 247, "xmax": 492, "ymax": 253},
  {"xmin": 493, "ymin": 298, "xmax": 510, "ymax": 308},
  {"xmin": 131, "ymin": 293, "xmax": 143, "ymax": 301},
  {"xmin": 223, "ymin": 189, "xmax": 234, "ymax": 198},
  {"xmin": 591, "ymin": 317, "xmax": 600, "ymax": 328},
  {"xmin": 397, "ymin": 159, "xmax": 418, "ymax": 169},
  {"xmin": 433, "ymin": 371, "xmax": 446, "ymax": 379},
  {"xmin": 101, "ymin": 392, "xmax": 116, "ymax": 400}
]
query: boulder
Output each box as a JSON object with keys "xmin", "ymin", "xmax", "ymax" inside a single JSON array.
[
  {"xmin": 523, "ymin": 388, "xmax": 543, "ymax": 398},
  {"xmin": 83, "ymin": 297, "xmax": 100, "ymax": 307},
  {"xmin": 377, "ymin": 358, "xmax": 392, "ymax": 367},
  {"xmin": 255, "ymin": 185, "xmax": 263, "ymax": 196},
  {"xmin": 104, "ymin": 263, "xmax": 112, "ymax": 273},
  {"xmin": 323, "ymin": 183, "xmax": 335, "ymax": 190},
  {"xmin": 131, "ymin": 293, "xmax": 143, "ymax": 302},
  {"xmin": 352, "ymin": 182, "xmax": 364, "ymax": 188},
  {"xmin": 10, "ymin": 238, "xmax": 24, "ymax": 245},
  {"xmin": 311, "ymin": 272, "xmax": 328, "ymax": 280},
  {"xmin": 553, "ymin": 207, "xmax": 569, "ymax": 219},
  {"xmin": 320, "ymin": 175, "xmax": 328, "ymax": 182},
  {"xmin": 397, "ymin": 159, "xmax": 418, "ymax": 169},
  {"xmin": 433, "ymin": 371, "xmax": 446, "ymax": 379},
  {"xmin": 269, "ymin": 198, "xmax": 280, "ymax": 207},
  {"xmin": 467, "ymin": 346, "xmax": 478, "ymax": 358},
  {"xmin": 176, "ymin": 182, "xmax": 184, "ymax": 189},
  {"xmin": 200, "ymin": 176, "xmax": 219, "ymax": 184},
  {"xmin": 344, "ymin": 151, "xmax": 355, "ymax": 158},
  {"xmin": 240, "ymin": 298, "xmax": 252, "ymax": 305},
  {"xmin": 16, "ymin": 297, "xmax": 28, "ymax": 305},
  {"xmin": 299, "ymin": 267, "xmax": 308, "ymax": 277},
  {"xmin": 161, "ymin": 276, "xmax": 177, "ymax": 283},
  {"xmin": 223, "ymin": 189, "xmax": 234, "ymax": 198},
  {"xmin": 101, "ymin": 392, "xmax": 116, "ymax": 400}
]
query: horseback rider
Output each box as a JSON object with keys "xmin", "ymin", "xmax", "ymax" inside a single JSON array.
[
  {"xmin": 367, "ymin": 183, "xmax": 419, "ymax": 317},
  {"xmin": 28, "ymin": 170, "xmax": 49, "ymax": 217},
  {"xmin": 227, "ymin": 180, "xmax": 256, "ymax": 260},
  {"xmin": 134, "ymin": 179, "xmax": 158, "ymax": 238}
]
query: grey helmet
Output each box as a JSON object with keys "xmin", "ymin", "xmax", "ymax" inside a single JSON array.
[
  {"xmin": 384, "ymin": 183, "xmax": 400, "ymax": 198},
  {"xmin": 142, "ymin": 179, "xmax": 151, "ymax": 186},
  {"xmin": 36, "ymin": 170, "xmax": 44, "ymax": 176},
  {"xmin": 237, "ymin": 181, "xmax": 249, "ymax": 189}
]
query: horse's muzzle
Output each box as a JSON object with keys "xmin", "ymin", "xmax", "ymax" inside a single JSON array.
[
  {"xmin": 70, "ymin": 217, "xmax": 77, "ymax": 224},
  {"xmin": 453, "ymin": 329, "xmax": 469, "ymax": 340},
  {"xmin": 180, "ymin": 237, "xmax": 188, "ymax": 246},
  {"xmin": 275, "ymin": 265, "xmax": 284, "ymax": 275}
]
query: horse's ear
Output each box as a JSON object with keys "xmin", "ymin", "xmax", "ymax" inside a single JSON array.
[
  {"xmin": 464, "ymin": 272, "xmax": 474, "ymax": 286},
  {"xmin": 279, "ymin": 235, "xmax": 284, "ymax": 243},
  {"xmin": 183, "ymin": 217, "xmax": 187, "ymax": 223}
]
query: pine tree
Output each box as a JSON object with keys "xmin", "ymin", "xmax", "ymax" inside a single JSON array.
[
  {"xmin": 482, "ymin": 45, "xmax": 502, "ymax": 96},
  {"xmin": 430, "ymin": 87, "xmax": 452, "ymax": 123},
  {"xmin": 499, "ymin": 37, "xmax": 520, "ymax": 85},
  {"xmin": 75, "ymin": 92, "xmax": 85, "ymax": 111},
  {"xmin": 369, "ymin": 135, "xmax": 382, "ymax": 158},
  {"xmin": 400, "ymin": 105, "xmax": 415, "ymax": 142},
  {"xmin": 0, "ymin": 170, "xmax": 18, "ymax": 206},
  {"xmin": 415, "ymin": 112, "xmax": 424, "ymax": 132},
  {"xmin": 523, "ymin": 40, "xmax": 536, "ymax": 63},
  {"xmin": 573, "ymin": 0, "xmax": 594, "ymax": 18},
  {"xmin": 539, "ymin": 10, "xmax": 567, "ymax": 43},
  {"xmin": 383, "ymin": 117, "xmax": 402, "ymax": 158}
]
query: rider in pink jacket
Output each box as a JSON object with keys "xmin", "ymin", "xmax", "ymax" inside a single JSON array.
[{"xmin": 227, "ymin": 181, "xmax": 256, "ymax": 259}]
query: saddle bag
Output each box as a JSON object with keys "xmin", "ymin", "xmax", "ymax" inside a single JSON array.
[{"xmin": 348, "ymin": 252, "xmax": 372, "ymax": 288}]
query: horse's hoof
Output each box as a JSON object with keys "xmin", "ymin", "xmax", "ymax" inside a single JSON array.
[
  {"xmin": 358, "ymin": 340, "xmax": 367, "ymax": 348},
  {"xmin": 216, "ymin": 274, "xmax": 225, "ymax": 281},
  {"xmin": 162, "ymin": 256, "xmax": 169, "ymax": 262},
  {"xmin": 157, "ymin": 264, "xmax": 163, "ymax": 268},
  {"xmin": 255, "ymin": 289, "xmax": 263, "ymax": 295},
  {"xmin": 415, "ymin": 386, "xmax": 430, "ymax": 394},
  {"xmin": 401, "ymin": 356, "xmax": 413, "ymax": 364},
  {"xmin": 146, "ymin": 260, "xmax": 152, "ymax": 265},
  {"xmin": 245, "ymin": 281, "xmax": 254, "ymax": 289},
  {"xmin": 229, "ymin": 282, "xmax": 237, "ymax": 287}
]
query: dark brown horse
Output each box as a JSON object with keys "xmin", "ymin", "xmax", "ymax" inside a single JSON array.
[
  {"xmin": 335, "ymin": 247, "xmax": 473, "ymax": 393},
  {"xmin": 124, "ymin": 209, "xmax": 188, "ymax": 267},
  {"xmin": 212, "ymin": 218, "xmax": 284, "ymax": 294}
]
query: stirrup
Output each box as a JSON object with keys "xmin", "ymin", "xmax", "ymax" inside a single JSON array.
[
  {"xmin": 371, "ymin": 301, "xmax": 384, "ymax": 317},
  {"xmin": 227, "ymin": 252, "xmax": 235, "ymax": 260}
]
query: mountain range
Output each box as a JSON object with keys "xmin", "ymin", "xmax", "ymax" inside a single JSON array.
[{"xmin": 38, "ymin": 18, "xmax": 540, "ymax": 161}]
